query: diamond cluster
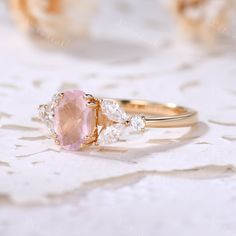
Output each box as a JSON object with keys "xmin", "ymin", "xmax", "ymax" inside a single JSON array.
[
  {"xmin": 38, "ymin": 93, "xmax": 62, "ymax": 136},
  {"xmin": 98, "ymin": 99, "xmax": 146, "ymax": 145}
]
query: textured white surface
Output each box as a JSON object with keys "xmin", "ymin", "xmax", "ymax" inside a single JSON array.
[{"xmin": 0, "ymin": 1, "xmax": 236, "ymax": 236}]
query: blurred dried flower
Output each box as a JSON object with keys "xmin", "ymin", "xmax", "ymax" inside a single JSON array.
[
  {"xmin": 10, "ymin": 0, "xmax": 98, "ymax": 45},
  {"xmin": 170, "ymin": 0, "xmax": 234, "ymax": 44}
]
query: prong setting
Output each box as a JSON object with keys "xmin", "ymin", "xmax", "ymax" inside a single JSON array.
[
  {"xmin": 55, "ymin": 139, "xmax": 60, "ymax": 145},
  {"xmin": 83, "ymin": 94, "xmax": 94, "ymax": 101},
  {"xmin": 87, "ymin": 101, "xmax": 98, "ymax": 109},
  {"xmin": 59, "ymin": 92, "xmax": 64, "ymax": 98}
]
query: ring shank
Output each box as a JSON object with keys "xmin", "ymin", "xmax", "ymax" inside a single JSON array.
[{"xmin": 117, "ymin": 99, "xmax": 198, "ymax": 128}]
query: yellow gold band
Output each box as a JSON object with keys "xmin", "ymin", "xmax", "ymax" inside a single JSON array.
[{"xmin": 117, "ymin": 99, "xmax": 198, "ymax": 128}]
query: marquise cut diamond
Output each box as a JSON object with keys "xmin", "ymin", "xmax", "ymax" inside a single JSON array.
[
  {"xmin": 98, "ymin": 124, "xmax": 125, "ymax": 145},
  {"xmin": 101, "ymin": 99, "xmax": 128, "ymax": 122}
]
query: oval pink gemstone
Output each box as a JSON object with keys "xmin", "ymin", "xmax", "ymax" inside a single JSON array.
[{"xmin": 53, "ymin": 90, "xmax": 96, "ymax": 151}]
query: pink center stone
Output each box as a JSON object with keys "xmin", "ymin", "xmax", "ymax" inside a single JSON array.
[{"xmin": 53, "ymin": 90, "xmax": 96, "ymax": 151}]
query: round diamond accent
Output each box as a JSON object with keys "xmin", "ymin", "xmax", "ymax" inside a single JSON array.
[{"xmin": 130, "ymin": 116, "xmax": 146, "ymax": 132}]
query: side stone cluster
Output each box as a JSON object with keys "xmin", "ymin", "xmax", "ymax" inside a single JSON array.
[
  {"xmin": 38, "ymin": 93, "xmax": 63, "ymax": 137},
  {"xmin": 98, "ymin": 99, "xmax": 146, "ymax": 145}
]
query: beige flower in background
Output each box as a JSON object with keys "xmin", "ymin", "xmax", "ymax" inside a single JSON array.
[
  {"xmin": 10, "ymin": 0, "xmax": 99, "ymax": 45},
  {"xmin": 170, "ymin": 0, "xmax": 235, "ymax": 44}
]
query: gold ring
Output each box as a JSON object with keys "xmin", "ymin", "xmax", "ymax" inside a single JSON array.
[{"xmin": 38, "ymin": 89, "xmax": 198, "ymax": 151}]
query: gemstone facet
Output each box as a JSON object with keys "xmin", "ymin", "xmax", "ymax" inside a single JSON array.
[
  {"xmin": 53, "ymin": 90, "xmax": 96, "ymax": 151},
  {"xmin": 130, "ymin": 115, "xmax": 146, "ymax": 132}
]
